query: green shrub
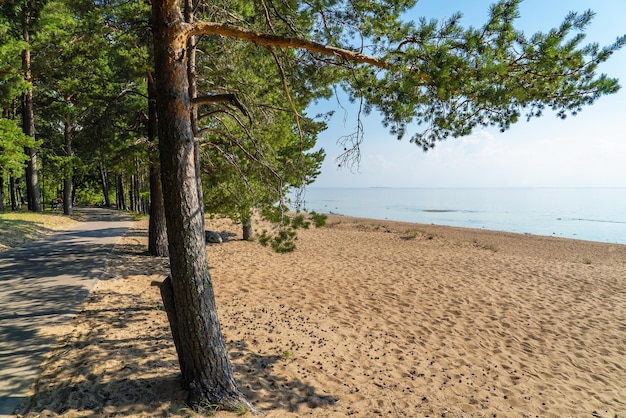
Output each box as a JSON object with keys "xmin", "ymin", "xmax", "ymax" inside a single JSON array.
[
  {"xmin": 290, "ymin": 213, "xmax": 310, "ymax": 229},
  {"xmin": 309, "ymin": 211, "xmax": 327, "ymax": 228},
  {"xmin": 258, "ymin": 229, "xmax": 297, "ymax": 253}
]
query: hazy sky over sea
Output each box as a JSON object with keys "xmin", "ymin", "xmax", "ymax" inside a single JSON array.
[{"xmin": 308, "ymin": 0, "xmax": 626, "ymax": 188}]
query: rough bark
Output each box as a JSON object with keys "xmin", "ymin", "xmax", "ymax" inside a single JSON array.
[
  {"xmin": 147, "ymin": 74, "xmax": 169, "ymax": 257},
  {"xmin": 148, "ymin": 163, "xmax": 169, "ymax": 257},
  {"xmin": 158, "ymin": 276, "xmax": 184, "ymax": 367},
  {"xmin": 152, "ymin": 0, "xmax": 252, "ymax": 412},
  {"xmin": 184, "ymin": 0, "xmax": 205, "ymax": 222}
]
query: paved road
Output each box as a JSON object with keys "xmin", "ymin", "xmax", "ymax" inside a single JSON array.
[{"xmin": 0, "ymin": 208, "xmax": 132, "ymax": 416}]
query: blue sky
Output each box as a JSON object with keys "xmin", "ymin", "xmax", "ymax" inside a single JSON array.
[{"xmin": 308, "ymin": 0, "xmax": 626, "ymax": 188}]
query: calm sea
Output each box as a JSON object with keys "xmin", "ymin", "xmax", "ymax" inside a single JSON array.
[{"xmin": 295, "ymin": 187, "xmax": 626, "ymax": 245}]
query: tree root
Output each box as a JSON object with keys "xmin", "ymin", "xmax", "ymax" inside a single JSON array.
[{"xmin": 187, "ymin": 383, "xmax": 258, "ymax": 415}]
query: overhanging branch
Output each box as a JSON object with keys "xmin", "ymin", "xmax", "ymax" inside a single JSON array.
[
  {"xmin": 192, "ymin": 93, "xmax": 250, "ymax": 121},
  {"xmin": 187, "ymin": 22, "xmax": 387, "ymax": 69}
]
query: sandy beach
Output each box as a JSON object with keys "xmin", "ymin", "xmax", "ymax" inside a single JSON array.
[{"xmin": 17, "ymin": 214, "xmax": 626, "ymax": 417}]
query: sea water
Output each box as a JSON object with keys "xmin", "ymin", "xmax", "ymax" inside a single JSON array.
[{"xmin": 295, "ymin": 187, "xmax": 626, "ymax": 245}]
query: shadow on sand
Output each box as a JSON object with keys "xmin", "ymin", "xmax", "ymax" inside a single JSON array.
[{"xmin": 15, "ymin": 221, "xmax": 336, "ymax": 416}]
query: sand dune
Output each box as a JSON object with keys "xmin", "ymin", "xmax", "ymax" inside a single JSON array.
[{"xmin": 19, "ymin": 215, "xmax": 626, "ymax": 417}]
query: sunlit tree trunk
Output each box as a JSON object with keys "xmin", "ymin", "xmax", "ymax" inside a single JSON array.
[
  {"xmin": 152, "ymin": 0, "xmax": 252, "ymax": 411},
  {"xmin": 184, "ymin": 0, "xmax": 204, "ymax": 221}
]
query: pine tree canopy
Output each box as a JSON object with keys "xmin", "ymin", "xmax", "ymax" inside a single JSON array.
[{"xmin": 181, "ymin": 0, "xmax": 625, "ymax": 156}]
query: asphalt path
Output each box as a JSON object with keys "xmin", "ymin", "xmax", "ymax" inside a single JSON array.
[{"xmin": 0, "ymin": 207, "xmax": 132, "ymax": 416}]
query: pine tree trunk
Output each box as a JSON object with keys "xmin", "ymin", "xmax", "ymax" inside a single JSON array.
[
  {"xmin": 148, "ymin": 163, "xmax": 169, "ymax": 257},
  {"xmin": 99, "ymin": 158, "xmax": 110, "ymax": 206},
  {"xmin": 129, "ymin": 174, "xmax": 136, "ymax": 211},
  {"xmin": 21, "ymin": 7, "xmax": 41, "ymax": 213},
  {"xmin": 147, "ymin": 73, "xmax": 169, "ymax": 257},
  {"xmin": 22, "ymin": 90, "xmax": 41, "ymax": 213},
  {"xmin": 24, "ymin": 144, "xmax": 41, "ymax": 212},
  {"xmin": 116, "ymin": 174, "xmax": 126, "ymax": 210},
  {"xmin": 9, "ymin": 176, "xmax": 18, "ymax": 211},
  {"xmin": 0, "ymin": 175, "xmax": 5, "ymax": 212},
  {"xmin": 63, "ymin": 116, "xmax": 73, "ymax": 216},
  {"xmin": 115, "ymin": 176, "xmax": 121, "ymax": 209},
  {"xmin": 63, "ymin": 178, "xmax": 72, "ymax": 215},
  {"xmin": 135, "ymin": 170, "xmax": 142, "ymax": 212},
  {"xmin": 152, "ymin": 0, "xmax": 252, "ymax": 411},
  {"xmin": 242, "ymin": 217, "xmax": 253, "ymax": 241},
  {"xmin": 184, "ymin": 0, "xmax": 205, "ymax": 221}
]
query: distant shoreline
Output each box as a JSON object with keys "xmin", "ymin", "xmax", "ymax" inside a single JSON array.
[
  {"xmin": 298, "ymin": 187, "xmax": 626, "ymax": 245},
  {"xmin": 317, "ymin": 213, "xmax": 626, "ymax": 248}
]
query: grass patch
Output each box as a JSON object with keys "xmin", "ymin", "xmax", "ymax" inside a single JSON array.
[
  {"xmin": 0, "ymin": 211, "xmax": 77, "ymax": 251},
  {"xmin": 472, "ymin": 239, "xmax": 498, "ymax": 252},
  {"xmin": 399, "ymin": 229, "xmax": 436, "ymax": 241},
  {"xmin": 482, "ymin": 244, "xmax": 498, "ymax": 252},
  {"xmin": 130, "ymin": 212, "xmax": 149, "ymax": 221},
  {"xmin": 233, "ymin": 401, "xmax": 252, "ymax": 416},
  {"xmin": 400, "ymin": 230, "xmax": 419, "ymax": 240}
]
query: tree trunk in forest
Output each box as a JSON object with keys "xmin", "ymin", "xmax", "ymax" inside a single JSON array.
[
  {"xmin": 116, "ymin": 176, "xmax": 120, "ymax": 209},
  {"xmin": 24, "ymin": 144, "xmax": 41, "ymax": 212},
  {"xmin": 152, "ymin": 0, "xmax": 252, "ymax": 411},
  {"xmin": 0, "ymin": 175, "xmax": 5, "ymax": 212},
  {"xmin": 116, "ymin": 174, "xmax": 126, "ymax": 210},
  {"xmin": 242, "ymin": 217, "xmax": 253, "ymax": 241},
  {"xmin": 133, "ymin": 166, "xmax": 143, "ymax": 212},
  {"xmin": 22, "ymin": 90, "xmax": 41, "ymax": 213},
  {"xmin": 130, "ymin": 174, "xmax": 136, "ymax": 211},
  {"xmin": 136, "ymin": 174, "xmax": 142, "ymax": 212},
  {"xmin": 99, "ymin": 158, "xmax": 110, "ymax": 206},
  {"xmin": 63, "ymin": 178, "xmax": 72, "ymax": 214},
  {"xmin": 148, "ymin": 163, "xmax": 169, "ymax": 256},
  {"xmin": 63, "ymin": 116, "xmax": 73, "ymax": 215},
  {"xmin": 16, "ymin": 180, "xmax": 24, "ymax": 206},
  {"xmin": 9, "ymin": 176, "xmax": 18, "ymax": 211},
  {"xmin": 147, "ymin": 74, "xmax": 169, "ymax": 257},
  {"xmin": 22, "ymin": 5, "xmax": 41, "ymax": 213}
]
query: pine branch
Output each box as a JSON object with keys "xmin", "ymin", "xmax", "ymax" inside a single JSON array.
[
  {"xmin": 187, "ymin": 22, "xmax": 386, "ymax": 68},
  {"xmin": 192, "ymin": 93, "xmax": 250, "ymax": 121}
]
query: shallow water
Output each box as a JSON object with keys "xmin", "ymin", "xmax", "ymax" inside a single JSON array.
[{"xmin": 296, "ymin": 187, "xmax": 626, "ymax": 244}]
